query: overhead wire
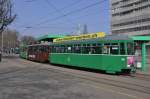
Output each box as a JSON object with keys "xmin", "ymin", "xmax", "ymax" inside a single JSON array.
[
  {"xmin": 19, "ymin": 0, "xmax": 83, "ymax": 28},
  {"xmin": 44, "ymin": 0, "xmax": 75, "ymax": 25},
  {"xmin": 33, "ymin": 8, "xmax": 109, "ymax": 29},
  {"xmin": 28, "ymin": 0, "xmax": 108, "ymax": 27},
  {"xmin": 19, "ymin": 0, "xmax": 108, "ymax": 34},
  {"xmin": 24, "ymin": 0, "xmax": 37, "ymax": 3}
]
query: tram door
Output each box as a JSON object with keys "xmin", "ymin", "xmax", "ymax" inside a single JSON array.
[
  {"xmin": 135, "ymin": 41, "xmax": 149, "ymax": 71},
  {"xmin": 134, "ymin": 42, "xmax": 142, "ymax": 68}
]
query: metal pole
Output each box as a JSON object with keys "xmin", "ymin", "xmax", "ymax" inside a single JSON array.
[{"xmin": 141, "ymin": 43, "xmax": 146, "ymax": 72}]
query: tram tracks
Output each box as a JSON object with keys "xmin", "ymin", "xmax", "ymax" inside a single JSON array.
[
  {"xmin": 37, "ymin": 66, "xmax": 150, "ymax": 95},
  {"xmin": 1, "ymin": 58, "xmax": 150, "ymax": 95},
  {"xmin": 19, "ymin": 59, "xmax": 150, "ymax": 95}
]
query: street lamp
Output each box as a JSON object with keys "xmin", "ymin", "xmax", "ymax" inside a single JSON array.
[{"xmin": 0, "ymin": 27, "xmax": 2, "ymax": 61}]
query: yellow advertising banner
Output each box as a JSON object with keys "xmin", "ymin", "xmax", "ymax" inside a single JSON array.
[{"xmin": 53, "ymin": 32, "xmax": 105, "ymax": 43}]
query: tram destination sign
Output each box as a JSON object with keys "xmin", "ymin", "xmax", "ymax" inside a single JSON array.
[{"xmin": 53, "ymin": 32, "xmax": 105, "ymax": 42}]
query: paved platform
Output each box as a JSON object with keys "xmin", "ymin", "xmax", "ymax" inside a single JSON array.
[
  {"xmin": 137, "ymin": 63, "xmax": 150, "ymax": 75},
  {"xmin": 0, "ymin": 56, "xmax": 150, "ymax": 99}
]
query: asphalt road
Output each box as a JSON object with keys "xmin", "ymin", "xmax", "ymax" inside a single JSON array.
[{"xmin": 0, "ymin": 56, "xmax": 150, "ymax": 99}]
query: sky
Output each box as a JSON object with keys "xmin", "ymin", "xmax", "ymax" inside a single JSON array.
[{"xmin": 9, "ymin": 0, "xmax": 110, "ymax": 37}]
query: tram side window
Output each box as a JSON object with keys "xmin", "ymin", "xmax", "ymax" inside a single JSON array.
[
  {"xmin": 59, "ymin": 45, "xmax": 64, "ymax": 53},
  {"xmin": 82, "ymin": 44, "xmax": 88, "ymax": 54},
  {"xmin": 38, "ymin": 46, "xmax": 42, "ymax": 52},
  {"xmin": 39, "ymin": 46, "xmax": 45, "ymax": 52},
  {"xmin": 43, "ymin": 46, "xmax": 47, "ymax": 52},
  {"xmin": 55, "ymin": 46, "xmax": 60, "ymax": 53},
  {"xmin": 82, "ymin": 45, "xmax": 86, "ymax": 54},
  {"xmin": 56, "ymin": 46, "xmax": 61, "ymax": 53},
  {"xmin": 60, "ymin": 45, "xmax": 65, "ymax": 53},
  {"xmin": 52, "ymin": 46, "xmax": 57, "ymax": 53},
  {"xmin": 64, "ymin": 46, "xmax": 68, "ymax": 53},
  {"xmin": 45, "ymin": 46, "xmax": 48, "ymax": 52},
  {"xmin": 102, "ymin": 44, "xmax": 110, "ymax": 54},
  {"xmin": 120, "ymin": 43, "xmax": 125, "ymax": 55},
  {"xmin": 42, "ymin": 46, "xmax": 46, "ymax": 52},
  {"xmin": 33, "ymin": 46, "xmax": 36, "ymax": 53},
  {"xmin": 35, "ymin": 46, "xmax": 39, "ymax": 52},
  {"xmin": 90, "ymin": 44, "xmax": 96, "ymax": 54},
  {"xmin": 37, "ymin": 46, "xmax": 40, "ymax": 52},
  {"xmin": 96, "ymin": 44, "xmax": 102, "ymax": 54},
  {"xmin": 90, "ymin": 44, "xmax": 97, "ymax": 54},
  {"xmin": 70, "ymin": 46, "xmax": 74, "ymax": 53},
  {"xmin": 81, "ymin": 44, "xmax": 102, "ymax": 54},
  {"xmin": 56, "ymin": 45, "xmax": 67, "ymax": 53},
  {"xmin": 82, "ymin": 44, "xmax": 89, "ymax": 54},
  {"xmin": 74, "ymin": 44, "xmax": 81, "ymax": 53},
  {"xmin": 51, "ymin": 46, "xmax": 54, "ymax": 53},
  {"xmin": 67, "ymin": 46, "xmax": 72, "ymax": 53},
  {"xmin": 46, "ymin": 46, "xmax": 50, "ymax": 53},
  {"xmin": 91, "ymin": 44, "xmax": 102, "ymax": 54},
  {"xmin": 54, "ymin": 46, "xmax": 57, "ymax": 53},
  {"xmin": 44, "ymin": 46, "xmax": 50, "ymax": 52},
  {"xmin": 110, "ymin": 43, "xmax": 119, "ymax": 55}
]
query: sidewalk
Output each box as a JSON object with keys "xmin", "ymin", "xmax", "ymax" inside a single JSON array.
[
  {"xmin": 2, "ymin": 53, "xmax": 19, "ymax": 57},
  {"xmin": 136, "ymin": 63, "xmax": 150, "ymax": 75}
]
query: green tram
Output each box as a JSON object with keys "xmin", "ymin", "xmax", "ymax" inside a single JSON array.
[
  {"xmin": 49, "ymin": 35, "xmax": 150, "ymax": 74},
  {"xmin": 19, "ymin": 44, "xmax": 28, "ymax": 59}
]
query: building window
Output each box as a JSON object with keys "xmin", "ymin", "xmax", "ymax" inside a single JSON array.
[
  {"xmin": 112, "ymin": 25, "xmax": 150, "ymax": 34},
  {"xmin": 112, "ymin": 4, "xmax": 150, "ymax": 17},
  {"xmin": 112, "ymin": 18, "xmax": 150, "ymax": 27}
]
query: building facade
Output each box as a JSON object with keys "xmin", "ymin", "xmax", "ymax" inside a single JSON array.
[{"xmin": 110, "ymin": 0, "xmax": 150, "ymax": 36}]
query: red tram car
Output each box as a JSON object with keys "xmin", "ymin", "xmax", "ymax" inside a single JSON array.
[{"xmin": 28, "ymin": 44, "xmax": 50, "ymax": 62}]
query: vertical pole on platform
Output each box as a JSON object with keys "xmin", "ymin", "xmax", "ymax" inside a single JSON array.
[{"xmin": 142, "ymin": 43, "xmax": 146, "ymax": 71}]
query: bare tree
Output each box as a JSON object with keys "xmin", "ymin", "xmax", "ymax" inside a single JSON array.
[
  {"xmin": 21, "ymin": 36, "xmax": 36, "ymax": 45},
  {"xmin": 0, "ymin": 0, "xmax": 16, "ymax": 33},
  {"xmin": 0, "ymin": 0, "xmax": 16, "ymax": 59}
]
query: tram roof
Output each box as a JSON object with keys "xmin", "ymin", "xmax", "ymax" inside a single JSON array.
[
  {"xmin": 28, "ymin": 43, "xmax": 50, "ymax": 47},
  {"xmin": 51, "ymin": 35, "xmax": 134, "ymax": 45},
  {"xmin": 37, "ymin": 35, "xmax": 64, "ymax": 41}
]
